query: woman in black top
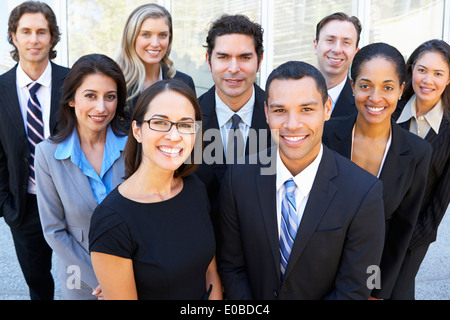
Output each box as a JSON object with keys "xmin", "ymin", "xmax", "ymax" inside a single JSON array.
[
  {"xmin": 89, "ymin": 79, "xmax": 222, "ymax": 300},
  {"xmin": 322, "ymin": 43, "xmax": 432, "ymax": 300}
]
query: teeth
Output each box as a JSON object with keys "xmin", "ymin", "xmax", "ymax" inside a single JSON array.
[
  {"xmin": 90, "ymin": 116, "xmax": 105, "ymax": 120},
  {"xmin": 284, "ymin": 136, "xmax": 306, "ymax": 142},
  {"xmin": 421, "ymin": 87, "xmax": 434, "ymax": 92},
  {"xmin": 159, "ymin": 146, "xmax": 181, "ymax": 154},
  {"xmin": 147, "ymin": 50, "xmax": 160, "ymax": 54},
  {"xmin": 367, "ymin": 106, "xmax": 384, "ymax": 112}
]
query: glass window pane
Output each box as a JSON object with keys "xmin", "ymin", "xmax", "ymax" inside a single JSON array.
[
  {"xmin": 369, "ymin": 0, "xmax": 445, "ymax": 57},
  {"xmin": 272, "ymin": 0, "xmax": 355, "ymax": 69},
  {"xmin": 67, "ymin": 0, "xmax": 157, "ymax": 66},
  {"xmin": 169, "ymin": 0, "xmax": 261, "ymax": 96}
]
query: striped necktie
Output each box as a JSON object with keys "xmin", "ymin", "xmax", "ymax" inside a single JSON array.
[
  {"xmin": 26, "ymin": 82, "xmax": 44, "ymax": 184},
  {"xmin": 279, "ymin": 178, "xmax": 298, "ymax": 281}
]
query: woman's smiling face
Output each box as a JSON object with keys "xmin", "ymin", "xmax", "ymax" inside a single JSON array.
[
  {"xmin": 412, "ymin": 51, "xmax": 450, "ymax": 109},
  {"xmin": 132, "ymin": 90, "xmax": 197, "ymax": 173}
]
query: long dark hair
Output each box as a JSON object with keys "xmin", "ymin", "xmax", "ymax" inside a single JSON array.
[
  {"xmin": 51, "ymin": 54, "xmax": 128, "ymax": 143},
  {"xmin": 401, "ymin": 39, "xmax": 450, "ymax": 120},
  {"xmin": 124, "ymin": 79, "xmax": 202, "ymax": 179}
]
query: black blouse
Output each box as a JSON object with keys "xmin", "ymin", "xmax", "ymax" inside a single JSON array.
[{"xmin": 89, "ymin": 174, "xmax": 215, "ymax": 300}]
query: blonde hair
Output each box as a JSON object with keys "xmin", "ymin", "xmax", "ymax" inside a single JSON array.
[{"xmin": 117, "ymin": 3, "xmax": 176, "ymax": 103}]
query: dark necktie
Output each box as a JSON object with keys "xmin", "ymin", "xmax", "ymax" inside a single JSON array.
[
  {"xmin": 26, "ymin": 82, "xmax": 44, "ymax": 184},
  {"xmin": 226, "ymin": 114, "xmax": 245, "ymax": 164}
]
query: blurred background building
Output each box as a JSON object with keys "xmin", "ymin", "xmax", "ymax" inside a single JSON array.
[{"xmin": 1, "ymin": 0, "xmax": 449, "ymax": 96}]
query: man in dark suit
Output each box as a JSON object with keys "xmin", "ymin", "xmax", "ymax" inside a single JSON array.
[
  {"xmin": 217, "ymin": 61, "xmax": 385, "ymax": 300},
  {"xmin": 314, "ymin": 12, "xmax": 361, "ymax": 118},
  {"xmin": 195, "ymin": 14, "xmax": 272, "ymax": 224},
  {"xmin": 0, "ymin": 1, "xmax": 69, "ymax": 300}
]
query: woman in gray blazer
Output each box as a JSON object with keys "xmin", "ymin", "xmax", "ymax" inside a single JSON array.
[{"xmin": 35, "ymin": 54, "xmax": 128, "ymax": 299}]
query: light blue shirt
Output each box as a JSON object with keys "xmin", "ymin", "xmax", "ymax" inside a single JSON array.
[{"xmin": 54, "ymin": 126, "xmax": 127, "ymax": 204}]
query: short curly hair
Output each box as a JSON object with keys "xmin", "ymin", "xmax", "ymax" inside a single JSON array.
[{"xmin": 204, "ymin": 14, "xmax": 264, "ymax": 65}]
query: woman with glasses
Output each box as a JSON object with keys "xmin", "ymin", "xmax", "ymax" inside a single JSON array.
[
  {"xmin": 89, "ymin": 79, "xmax": 222, "ymax": 300},
  {"xmin": 34, "ymin": 53, "xmax": 128, "ymax": 299}
]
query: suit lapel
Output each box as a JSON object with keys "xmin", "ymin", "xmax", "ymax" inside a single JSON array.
[
  {"xmin": 284, "ymin": 147, "xmax": 338, "ymax": 280},
  {"xmin": 255, "ymin": 157, "xmax": 280, "ymax": 279},
  {"xmin": 425, "ymin": 117, "xmax": 449, "ymax": 149},
  {"xmin": 61, "ymin": 159, "xmax": 98, "ymax": 212},
  {"xmin": 378, "ymin": 121, "xmax": 415, "ymax": 207},
  {"xmin": 49, "ymin": 63, "xmax": 67, "ymax": 134},
  {"xmin": 112, "ymin": 153, "xmax": 125, "ymax": 186},
  {"xmin": 328, "ymin": 114, "xmax": 356, "ymax": 158},
  {"xmin": 332, "ymin": 77, "xmax": 356, "ymax": 118},
  {"xmin": 247, "ymin": 85, "xmax": 270, "ymax": 155},
  {"xmin": 1, "ymin": 66, "xmax": 28, "ymax": 139}
]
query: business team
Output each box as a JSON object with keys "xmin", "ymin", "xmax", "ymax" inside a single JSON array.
[{"xmin": 0, "ymin": 1, "xmax": 449, "ymax": 301}]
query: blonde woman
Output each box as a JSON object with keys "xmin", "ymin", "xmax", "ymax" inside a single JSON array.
[{"xmin": 117, "ymin": 3, "xmax": 196, "ymax": 124}]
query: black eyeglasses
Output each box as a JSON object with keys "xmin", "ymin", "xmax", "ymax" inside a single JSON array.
[{"xmin": 142, "ymin": 117, "xmax": 199, "ymax": 134}]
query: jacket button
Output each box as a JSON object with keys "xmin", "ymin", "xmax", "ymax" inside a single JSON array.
[{"xmin": 273, "ymin": 290, "xmax": 278, "ymax": 297}]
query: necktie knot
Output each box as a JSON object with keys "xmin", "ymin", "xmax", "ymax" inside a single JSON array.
[
  {"xmin": 28, "ymin": 82, "xmax": 42, "ymax": 97},
  {"xmin": 231, "ymin": 114, "xmax": 241, "ymax": 130},
  {"xmin": 284, "ymin": 178, "xmax": 297, "ymax": 197}
]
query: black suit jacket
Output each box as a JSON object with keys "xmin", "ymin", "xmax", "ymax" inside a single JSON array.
[
  {"xmin": 0, "ymin": 62, "xmax": 69, "ymax": 228},
  {"xmin": 195, "ymin": 84, "xmax": 272, "ymax": 224},
  {"xmin": 394, "ymin": 100, "xmax": 450, "ymax": 248},
  {"xmin": 322, "ymin": 114, "xmax": 432, "ymax": 299},
  {"xmin": 218, "ymin": 146, "xmax": 385, "ymax": 300},
  {"xmin": 331, "ymin": 77, "xmax": 357, "ymax": 118}
]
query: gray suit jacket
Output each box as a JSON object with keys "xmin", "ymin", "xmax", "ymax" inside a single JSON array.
[{"xmin": 35, "ymin": 138, "xmax": 125, "ymax": 292}]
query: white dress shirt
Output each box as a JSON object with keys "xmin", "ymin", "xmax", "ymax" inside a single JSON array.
[
  {"xmin": 215, "ymin": 88, "xmax": 255, "ymax": 155},
  {"xmin": 275, "ymin": 144, "xmax": 323, "ymax": 234}
]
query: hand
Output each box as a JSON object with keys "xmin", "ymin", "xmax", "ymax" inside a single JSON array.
[{"xmin": 92, "ymin": 285, "xmax": 104, "ymax": 300}]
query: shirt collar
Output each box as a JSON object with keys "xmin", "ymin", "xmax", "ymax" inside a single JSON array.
[
  {"xmin": 276, "ymin": 144, "xmax": 323, "ymax": 198},
  {"xmin": 397, "ymin": 94, "xmax": 443, "ymax": 134},
  {"xmin": 55, "ymin": 126, "xmax": 127, "ymax": 163},
  {"xmin": 17, "ymin": 60, "xmax": 52, "ymax": 88},
  {"xmin": 215, "ymin": 86, "xmax": 255, "ymax": 128},
  {"xmin": 328, "ymin": 77, "xmax": 347, "ymax": 108}
]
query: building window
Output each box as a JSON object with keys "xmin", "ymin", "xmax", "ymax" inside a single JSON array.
[{"xmin": 1, "ymin": 0, "xmax": 449, "ymax": 95}]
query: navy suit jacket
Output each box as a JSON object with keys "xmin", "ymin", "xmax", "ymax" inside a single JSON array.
[
  {"xmin": 0, "ymin": 62, "xmax": 70, "ymax": 228},
  {"xmin": 394, "ymin": 100, "xmax": 450, "ymax": 248},
  {"xmin": 218, "ymin": 146, "xmax": 385, "ymax": 300},
  {"xmin": 323, "ymin": 114, "xmax": 432, "ymax": 299},
  {"xmin": 331, "ymin": 77, "xmax": 357, "ymax": 118}
]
